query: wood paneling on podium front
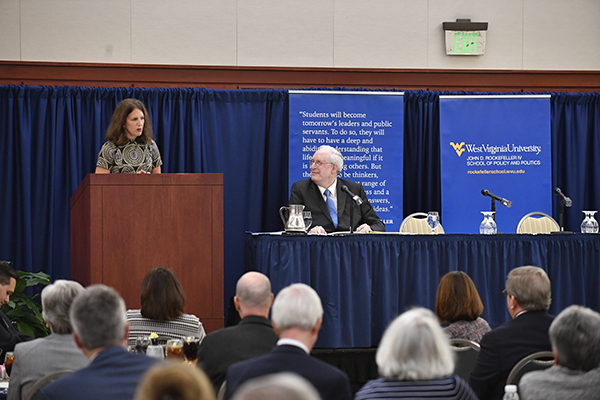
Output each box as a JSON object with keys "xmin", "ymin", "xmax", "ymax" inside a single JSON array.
[{"xmin": 70, "ymin": 173, "xmax": 224, "ymax": 332}]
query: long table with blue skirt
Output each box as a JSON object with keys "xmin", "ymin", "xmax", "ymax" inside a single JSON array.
[{"xmin": 245, "ymin": 232, "xmax": 600, "ymax": 348}]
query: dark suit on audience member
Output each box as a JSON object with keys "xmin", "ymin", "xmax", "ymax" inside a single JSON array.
[
  {"xmin": 40, "ymin": 346, "xmax": 157, "ymax": 400},
  {"xmin": 0, "ymin": 310, "xmax": 31, "ymax": 356},
  {"xmin": 289, "ymin": 178, "xmax": 385, "ymax": 233},
  {"xmin": 197, "ymin": 315, "xmax": 279, "ymax": 392},
  {"xmin": 469, "ymin": 310, "xmax": 554, "ymax": 400},
  {"xmin": 224, "ymin": 344, "xmax": 352, "ymax": 400}
]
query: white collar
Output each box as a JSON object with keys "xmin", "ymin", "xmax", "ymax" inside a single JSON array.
[
  {"xmin": 318, "ymin": 179, "xmax": 338, "ymax": 198},
  {"xmin": 277, "ymin": 338, "xmax": 310, "ymax": 354}
]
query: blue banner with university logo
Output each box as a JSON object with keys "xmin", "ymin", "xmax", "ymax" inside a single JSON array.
[
  {"xmin": 440, "ymin": 95, "xmax": 552, "ymax": 233},
  {"xmin": 288, "ymin": 91, "xmax": 404, "ymax": 230}
]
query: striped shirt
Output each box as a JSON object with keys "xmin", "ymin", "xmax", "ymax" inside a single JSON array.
[
  {"xmin": 126, "ymin": 309, "xmax": 206, "ymax": 346},
  {"xmin": 355, "ymin": 376, "xmax": 478, "ymax": 400}
]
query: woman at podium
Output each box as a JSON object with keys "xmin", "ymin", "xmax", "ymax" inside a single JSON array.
[{"xmin": 95, "ymin": 98, "xmax": 163, "ymax": 174}]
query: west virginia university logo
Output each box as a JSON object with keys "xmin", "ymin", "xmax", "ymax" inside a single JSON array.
[{"xmin": 450, "ymin": 142, "xmax": 466, "ymax": 157}]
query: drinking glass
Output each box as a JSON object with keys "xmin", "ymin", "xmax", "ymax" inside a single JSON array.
[
  {"xmin": 183, "ymin": 336, "xmax": 200, "ymax": 365},
  {"xmin": 303, "ymin": 211, "xmax": 312, "ymax": 232},
  {"xmin": 146, "ymin": 345, "xmax": 165, "ymax": 360},
  {"xmin": 166, "ymin": 339, "xmax": 184, "ymax": 361},
  {"xmin": 135, "ymin": 336, "xmax": 151, "ymax": 354},
  {"xmin": 480, "ymin": 211, "xmax": 497, "ymax": 235},
  {"xmin": 4, "ymin": 352, "xmax": 14, "ymax": 378},
  {"xmin": 427, "ymin": 211, "xmax": 439, "ymax": 234},
  {"xmin": 581, "ymin": 211, "xmax": 599, "ymax": 233}
]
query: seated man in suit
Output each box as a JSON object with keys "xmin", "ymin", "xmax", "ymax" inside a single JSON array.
[
  {"xmin": 40, "ymin": 285, "xmax": 158, "ymax": 400},
  {"xmin": 0, "ymin": 261, "xmax": 31, "ymax": 355},
  {"xmin": 224, "ymin": 283, "xmax": 352, "ymax": 400},
  {"xmin": 469, "ymin": 266, "xmax": 554, "ymax": 400},
  {"xmin": 289, "ymin": 145, "xmax": 385, "ymax": 234},
  {"xmin": 520, "ymin": 305, "xmax": 600, "ymax": 400},
  {"xmin": 197, "ymin": 271, "xmax": 279, "ymax": 393},
  {"xmin": 8, "ymin": 280, "xmax": 89, "ymax": 400}
]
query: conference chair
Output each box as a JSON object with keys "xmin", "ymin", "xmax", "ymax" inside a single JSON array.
[
  {"xmin": 398, "ymin": 212, "xmax": 445, "ymax": 234},
  {"xmin": 449, "ymin": 339, "xmax": 480, "ymax": 382},
  {"xmin": 26, "ymin": 370, "xmax": 73, "ymax": 400},
  {"xmin": 506, "ymin": 351, "xmax": 555, "ymax": 386},
  {"xmin": 516, "ymin": 212, "xmax": 560, "ymax": 234}
]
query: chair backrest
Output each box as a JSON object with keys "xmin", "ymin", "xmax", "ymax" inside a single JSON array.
[
  {"xmin": 516, "ymin": 212, "xmax": 560, "ymax": 234},
  {"xmin": 449, "ymin": 339, "xmax": 480, "ymax": 382},
  {"xmin": 399, "ymin": 212, "xmax": 445, "ymax": 234},
  {"xmin": 26, "ymin": 370, "xmax": 73, "ymax": 400},
  {"xmin": 506, "ymin": 351, "xmax": 555, "ymax": 386}
]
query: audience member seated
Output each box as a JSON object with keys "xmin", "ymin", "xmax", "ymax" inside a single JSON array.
[
  {"xmin": 520, "ymin": 305, "xmax": 600, "ymax": 400},
  {"xmin": 40, "ymin": 285, "xmax": 158, "ymax": 400},
  {"xmin": 0, "ymin": 261, "xmax": 31, "ymax": 355},
  {"xmin": 224, "ymin": 283, "xmax": 352, "ymax": 400},
  {"xmin": 231, "ymin": 373, "xmax": 321, "ymax": 400},
  {"xmin": 469, "ymin": 266, "xmax": 554, "ymax": 400},
  {"xmin": 126, "ymin": 267, "xmax": 205, "ymax": 345},
  {"xmin": 436, "ymin": 271, "xmax": 491, "ymax": 343},
  {"xmin": 8, "ymin": 280, "xmax": 88, "ymax": 400},
  {"xmin": 355, "ymin": 307, "xmax": 477, "ymax": 400},
  {"xmin": 135, "ymin": 362, "xmax": 215, "ymax": 400},
  {"xmin": 197, "ymin": 271, "xmax": 278, "ymax": 392}
]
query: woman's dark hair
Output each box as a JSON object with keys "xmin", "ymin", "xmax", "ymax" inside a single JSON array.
[
  {"xmin": 435, "ymin": 271, "xmax": 484, "ymax": 323},
  {"xmin": 106, "ymin": 98, "xmax": 154, "ymax": 146},
  {"xmin": 140, "ymin": 267, "xmax": 185, "ymax": 321}
]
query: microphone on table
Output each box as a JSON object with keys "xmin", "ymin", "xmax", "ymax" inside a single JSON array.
[
  {"xmin": 554, "ymin": 187, "xmax": 572, "ymax": 207},
  {"xmin": 481, "ymin": 189, "xmax": 512, "ymax": 208},
  {"xmin": 342, "ymin": 185, "xmax": 363, "ymax": 206}
]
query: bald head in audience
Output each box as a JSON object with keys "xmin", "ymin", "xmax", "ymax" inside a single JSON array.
[{"xmin": 234, "ymin": 271, "xmax": 274, "ymax": 318}]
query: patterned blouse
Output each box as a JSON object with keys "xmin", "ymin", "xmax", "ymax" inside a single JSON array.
[
  {"xmin": 443, "ymin": 317, "xmax": 491, "ymax": 343},
  {"xmin": 355, "ymin": 376, "xmax": 478, "ymax": 400},
  {"xmin": 96, "ymin": 139, "xmax": 162, "ymax": 173},
  {"xmin": 126, "ymin": 309, "xmax": 206, "ymax": 346}
]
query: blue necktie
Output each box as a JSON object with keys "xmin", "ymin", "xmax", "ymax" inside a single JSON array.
[{"xmin": 324, "ymin": 189, "xmax": 338, "ymax": 228}]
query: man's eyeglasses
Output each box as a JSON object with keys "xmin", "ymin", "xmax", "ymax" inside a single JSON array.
[
  {"xmin": 502, "ymin": 289, "xmax": 509, "ymax": 297},
  {"xmin": 311, "ymin": 159, "xmax": 333, "ymax": 167}
]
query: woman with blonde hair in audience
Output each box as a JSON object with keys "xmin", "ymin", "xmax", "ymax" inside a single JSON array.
[
  {"xmin": 355, "ymin": 307, "xmax": 477, "ymax": 400},
  {"xmin": 435, "ymin": 270, "xmax": 491, "ymax": 343},
  {"xmin": 135, "ymin": 362, "xmax": 215, "ymax": 400}
]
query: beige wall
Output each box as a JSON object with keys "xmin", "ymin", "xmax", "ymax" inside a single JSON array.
[{"xmin": 1, "ymin": 0, "xmax": 599, "ymax": 70}]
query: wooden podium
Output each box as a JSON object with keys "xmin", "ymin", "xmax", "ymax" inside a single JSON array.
[{"xmin": 70, "ymin": 173, "xmax": 224, "ymax": 332}]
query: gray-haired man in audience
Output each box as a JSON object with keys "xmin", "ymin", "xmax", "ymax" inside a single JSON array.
[
  {"xmin": 224, "ymin": 283, "xmax": 351, "ymax": 400},
  {"xmin": 8, "ymin": 280, "xmax": 88, "ymax": 400},
  {"xmin": 519, "ymin": 305, "xmax": 600, "ymax": 400},
  {"xmin": 40, "ymin": 284, "xmax": 157, "ymax": 400}
]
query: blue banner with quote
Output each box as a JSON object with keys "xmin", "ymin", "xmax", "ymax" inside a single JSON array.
[
  {"xmin": 288, "ymin": 91, "xmax": 404, "ymax": 231},
  {"xmin": 440, "ymin": 95, "xmax": 552, "ymax": 233}
]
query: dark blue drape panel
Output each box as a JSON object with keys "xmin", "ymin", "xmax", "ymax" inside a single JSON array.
[
  {"xmin": 551, "ymin": 93, "xmax": 600, "ymax": 232},
  {"xmin": 0, "ymin": 86, "xmax": 287, "ymax": 314},
  {"xmin": 403, "ymin": 90, "xmax": 442, "ymax": 216}
]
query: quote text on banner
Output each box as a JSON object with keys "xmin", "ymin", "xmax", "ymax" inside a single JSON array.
[{"xmin": 288, "ymin": 91, "xmax": 404, "ymax": 230}]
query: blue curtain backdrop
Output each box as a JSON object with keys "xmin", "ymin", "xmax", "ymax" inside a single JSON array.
[{"xmin": 1, "ymin": 85, "xmax": 599, "ymax": 322}]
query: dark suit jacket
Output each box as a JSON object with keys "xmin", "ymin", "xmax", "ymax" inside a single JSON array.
[
  {"xmin": 40, "ymin": 346, "xmax": 157, "ymax": 400},
  {"xmin": 289, "ymin": 178, "xmax": 385, "ymax": 233},
  {"xmin": 469, "ymin": 311, "xmax": 554, "ymax": 400},
  {"xmin": 197, "ymin": 315, "xmax": 279, "ymax": 392},
  {"xmin": 0, "ymin": 310, "xmax": 31, "ymax": 357},
  {"xmin": 224, "ymin": 344, "xmax": 352, "ymax": 400}
]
